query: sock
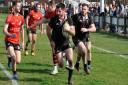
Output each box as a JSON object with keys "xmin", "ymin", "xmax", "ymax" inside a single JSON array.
[
  {"xmin": 13, "ymin": 71, "xmax": 17, "ymax": 75},
  {"xmin": 54, "ymin": 65, "xmax": 58, "ymax": 71},
  {"xmin": 8, "ymin": 57, "xmax": 12, "ymax": 63},
  {"xmin": 25, "ymin": 41, "xmax": 30, "ymax": 50},
  {"xmin": 53, "ymin": 53, "xmax": 58, "ymax": 65},
  {"xmin": 87, "ymin": 60, "xmax": 91, "ymax": 65},
  {"xmin": 31, "ymin": 50, "xmax": 34, "ymax": 53},
  {"xmin": 25, "ymin": 48, "xmax": 28, "ymax": 51},
  {"xmin": 68, "ymin": 68, "xmax": 73, "ymax": 83},
  {"xmin": 84, "ymin": 64, "xmax": 88, "ymax": 69}
]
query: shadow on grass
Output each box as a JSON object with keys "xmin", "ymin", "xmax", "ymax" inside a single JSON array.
[
  {"xmin": 19, "ymin": 77, "xmax": 42, "ymax": 82},
  {"xmin": 0, "ymin": 52, "xmax": 7, "ymax": 55},
  {"xmin": 0, "ymin": 76, "xmax": 9, "ymax": 81},
  {"xmin": 23, "ymin": 62, "xmax": 52, "ymax": 67},
  {"xmin": 18, "ymin": 68, "xmax": 51, "ymax": 74}
]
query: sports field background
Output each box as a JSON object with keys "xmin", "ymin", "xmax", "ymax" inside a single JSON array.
[{"xmin": 0, "ymin": 13, "xmax": 128, "ymax": 85}]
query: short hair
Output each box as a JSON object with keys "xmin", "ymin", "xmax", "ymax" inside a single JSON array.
[
  {"xmin": 48, "ymin": 0, "xmax": 55, "ymax": 6},
  {"xmin": 82, "ymin": 3, "xmax": 89, "ymax": 7},
  {"xmin": 12, "ymin": 1, "xmax": 21, "ymax": 6},
  {"xmin": 56, "ymin": 3, "xmax": 65, "ymax": 9}
]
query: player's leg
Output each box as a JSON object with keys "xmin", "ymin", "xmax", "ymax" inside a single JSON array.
[
  {"xmin": 74, "ymin": 47, "xmax": 81, "ymax": 72},
  {"xmin": 50, "ymin": 48, "xmax": 59, "ymax": 75},
  {"xmin": 86, "ymin": 41, "xmax": 92, "ymax": 70},
  {"xmin": 77, "ymin": 41, "xmax": 90, "ymax": 74},
  {"xmin": 65, "ymin": 48, "xmax": 74, "ymax": 84},
  {"xmin": 31, "ymin": 33, "xmax": 37, "ymax": 56},
  {"xmin": 51, "ymin": 51, "xmax": 62, "ymax": 75},
  {"xmin": 39, "ymin": 23, "xmax": 44, "ymax": 34},
  {"xmin": 5, "ymin": 42, "xmax": 12, "ymax": 68},
  {"xmin": 25, "ymin": 30, "xmax": 32, "ymax": 55},
  {"xmin": 7, "ymin": 53, "xmax": 12, "ymax": 68},
  {"xmin": 7, "ymin": 46, "xmax": 18, "ymax": 79},
  {"xmin": 12, "ymin": 49, "xmax": 21, "ymax": 80},
  {"xmin": 83, "ymin": 41, "xmax": 91, "ymax": 74}
]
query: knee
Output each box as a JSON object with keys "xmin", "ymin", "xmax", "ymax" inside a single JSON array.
[
  {"xmin": 87, "ymin": 49, "xmax": 91, "ymax": 53},
  {"xmin": 67, "ymin": 59, "xmax": 73, "ymax": 67},
  {"xmin": 16, "ymin": 60, "xmax": 21, "ymax": 64},
  {"xmin": 80, "ymin": 50, "xmax": 86, "ymax": 56},
  {"xmin": 27, "ymin": 40, "xmax": 30, "ymax": 43},
  {"xmin": 32, "ymin": 40, "xmax": 36, "ymax": 44}
]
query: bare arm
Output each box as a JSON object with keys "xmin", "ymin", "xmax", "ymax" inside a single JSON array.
[
  {"xmin": 3, "ymin": 24, "xmax": 13, "ymax": 37},
  {"xmin": 46, "ymin": 25, "xmax": 52, "ymax": 42},
  {"xmin": 64, "ymin": 25, "xmax": 75, "ymax": 36},
  {"xmin": 21, "ymin": 25, "xmax": 25, "ymax": 50},
  {"xmin": 87, "ymin": 24, "xmax": 96, "ymax": 32},
  {"xmin": 46, "ymin": 25, "xmax": 55, "ymax": 48},
  {"xmin": 81, "ymin": 24, "xmax": 96, "ymax": 32},
  {"xmin": 26, "ymin": 15, "xmax": 30, "ymax": 29}
]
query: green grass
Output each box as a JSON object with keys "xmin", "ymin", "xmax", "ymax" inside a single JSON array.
[{"xmin": 0, "ymin": 13, "xmax": 128, "ymax": 85}]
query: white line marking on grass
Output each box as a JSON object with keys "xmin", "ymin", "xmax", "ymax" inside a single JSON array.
[
  {"xmin": 0, "ymin": 63, "xmax": 19, "ymax": 85},
  {"xmin": 92, "ymin": 45, "xmax": 128, "ymax": 59}
]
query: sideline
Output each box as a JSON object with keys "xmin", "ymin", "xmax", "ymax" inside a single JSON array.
[
  {"xmin": 0, "ymin": 63, "xmax": 19, "ymax": 85},
  {"xmin": 93, "ymin": 45, "xmax": 128, "ymax": 59}
]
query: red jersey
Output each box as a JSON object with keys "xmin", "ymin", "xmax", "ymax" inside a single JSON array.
[
  {"xmin": 28, "ymin": 10, "xmax": 43, "ymax": 29},
  {"xmin": 5, "ymin": 14, "xmax": 24, "ymax": 44},
  {"xmin": 44, "ymin": 10, "xmax": 56, "ymax": 19}
]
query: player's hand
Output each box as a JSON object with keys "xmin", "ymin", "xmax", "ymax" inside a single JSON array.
[
  {"xmin": 50, "ymin": 40, "xmax": 55, "ymax": 48},
  {"xmin": 81, "ymin": 28, "xmax": 88, "ymax": 32},
  {"xmin": 63, "ymin": 22, "xmax": 70, "ymax": 32},
  {"xmin": 8, "ymin": 34, "xmax": 16, "ymax": 38},
  {"xmin": 29, "ymin": 21, "xmax": 37, "ymax": 28}
]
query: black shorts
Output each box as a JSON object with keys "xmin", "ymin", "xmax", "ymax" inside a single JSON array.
[
  {"xmin": 55, "ymin": 42, "xmax": 72, "ymax": 53},
  {"xmin": 73, "ymin": 37, "xmax": 90, "ymax": 46},
  {"xmin": 27, "ymin": 28, "xmax": 37, "ymax": 34},
  {"xmin": 5, "ymin": 41, "xmax": 21, "ymax": 51}
]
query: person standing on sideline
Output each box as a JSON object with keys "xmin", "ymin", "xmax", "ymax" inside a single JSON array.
[
  {"xmin": 3, "ymin": 1, "xmax": 24, "ymax": 80},
  {"xmin": 72, "ymin": 3, "xmax": 96, "ymax": 74},
  {"xmin": 47, "ymin": 3, "xmax": 75, "ymax": 84},
  {"xmin": 24, "ymin": 3, "xmax": 43, "ymax": 56}
]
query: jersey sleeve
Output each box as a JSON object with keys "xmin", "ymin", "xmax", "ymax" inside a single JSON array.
[
  {"xmin": 44, "ymin": 11, "xmax": 49, "ymax": 19},
  {"xmin": 5, "ymin": 15, "xmax": 12, "ymax": 24},
  {"xmin": 28, "ymin": 10, "xmax": 33, "ymax": 17}
]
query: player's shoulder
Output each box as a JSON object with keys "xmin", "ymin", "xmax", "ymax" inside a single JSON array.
[
  {"xmin": 18, "ymin": 14, "xmax": 24, "ymax": 18},
  {"xmin": 6, "ymin": 14, "xmax": 13, "ymax": 18},
  {"xmin": 50, "ymin": 15, "xmax": 58, "ymax": 20},
  {"xmin": 29, "ymin": 10, "xmax": 35, "ymax": 14}
]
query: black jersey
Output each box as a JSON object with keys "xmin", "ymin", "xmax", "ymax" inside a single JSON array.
[
  {"xmin": 72, "ymin": 13, "xmax": 94, "ymax": 41},
  {"xmin": 49, "ymin": 15, "xmax": 74, "ymax": 46}
]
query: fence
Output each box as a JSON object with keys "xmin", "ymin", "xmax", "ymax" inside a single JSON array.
[
  {"xmin": 0, "ymin": 6, "xmax": 9, "ymax": 13},
  {"xmin": 93, "ymin": 15, "xmax": 128, "ymax": 36}
]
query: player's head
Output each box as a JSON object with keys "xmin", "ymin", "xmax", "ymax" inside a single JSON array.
[
  {"xmin": 81, "ymin": 3, "xmax": 89, "ymax": 15},
  {"xmin": 9, "ymin": 6, "xmax": 14, "ymax": 14},
  {"xmin": 34, "ymin": 3, "xmax": 41, "ymax": 12},
  {"xmin": 47, "ymin": 0, "xmax": 56, "ymax": 12},
  {"xmin": 12, "ymin": 1, "xmax": 22, "ymax": 13},
  {"xmin": 56, "ymin": 3, "xmax": 66, "ymax": 17}
]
